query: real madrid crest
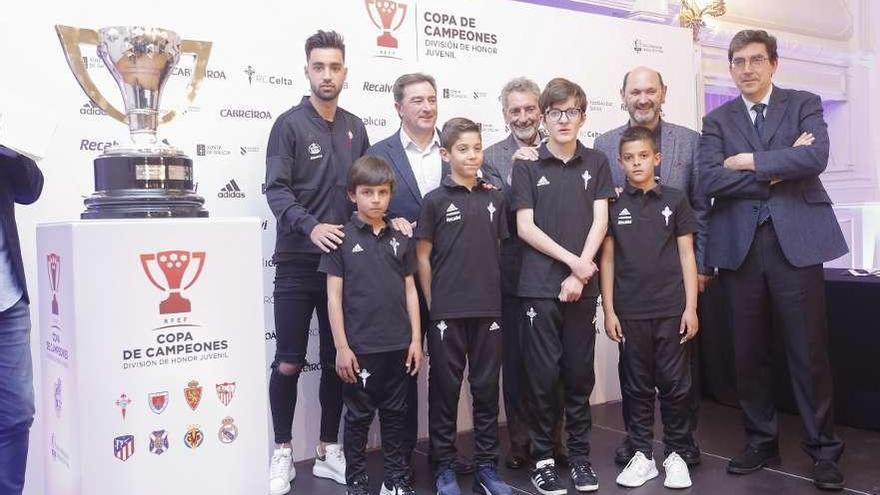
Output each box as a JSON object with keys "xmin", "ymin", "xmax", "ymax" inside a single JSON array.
[
  {"xmin": 184, "ymin": 380, "xmax": 202, "ymax": 411},
  {"xmin": 184, "ymin": 425, "xmax": 204, "ymax": 449},
  {"xmin": 218, "ymin": 416, "xmax": 238, "ymax": 444}
]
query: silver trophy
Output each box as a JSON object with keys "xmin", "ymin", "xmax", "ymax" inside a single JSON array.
[{"xmin": 56, "ymin": 25, "xmax": 211, "ymax": 218}]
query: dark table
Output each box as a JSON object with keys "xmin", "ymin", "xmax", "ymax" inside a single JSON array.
[{"xmin": 699, "ymin": 268, "xmax": 880, "ymax": 431}]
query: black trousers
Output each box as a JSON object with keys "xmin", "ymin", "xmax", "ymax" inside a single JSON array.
[
  {"xmin": 343, "ymin": 349, "xmax": 410, "ymax": 484},
  {"xmin": 522, "ymin": 296, "xmax": 597, "ymax": 463},
  {"xmin": 401, "ymin": 286, "xmax": 429, "ymax": 467},
  {"xmin": 719, "ymin": 222, "xmax": 843, "ymax": 461},
  {"xmin": 619, "ymin": 316, "xmax": 691, "ymax": 456},
  {"xmin": 428, "ymin": 317, "xmax": 502, "ymax": 470},
  {"xmin": 502, "ymin": 294, "xmax": 566, "ymax": 454},
  {"xmin": 269, "ymin": 257, "xmax": 343, "ymax": 444}
]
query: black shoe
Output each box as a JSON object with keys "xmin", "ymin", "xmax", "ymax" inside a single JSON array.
[
  {"xmin": 452, "ymin": 455, "xmax": 475, "ymax": 475},
  {"xmin": 680, "ymin": 443, "xmax": 702, "ymax": 466},
  {"xmin": 505, "ymin": 450, "xmax": 528, "ymax": 470},
  {"xmin": 347, "ymin": 475, "xmax": 370, "ymax": 495},
  {"xmin": 614, "ymin": 438, "xmax": 635, "ymax": 466},
  {"xmin": 812, "ymin": 460, "xmax": 844, "ymax": 491},
  {"xmin": 727, "ymin": 446, "xmax": 780, "ymax": 474},
  {"xmin": 570, "ymin": 461, "xmax": 599, "ymax": 492},
  {"xmin": 530, "ymin": 459, "xmax": 567, "ymax": 495},
  {"xmin": 554, "ymin": 448, "xmax": 569, "ymax": 467}
]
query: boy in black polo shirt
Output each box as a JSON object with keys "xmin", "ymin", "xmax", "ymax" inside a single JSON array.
[
  {"xmin": 319, "ymin": 156, "xmax": 423, "ymax": 495},
  {"xmin": 415, "ymin": 118, "xmax": 511, "ymax": 495},
  {"xmin": 599, "ymin": 126, "xmax": 699, "ymax": 490},
  {"xmin": 511, "ymin": 78, "xmax": 616, "ymax": 494}
]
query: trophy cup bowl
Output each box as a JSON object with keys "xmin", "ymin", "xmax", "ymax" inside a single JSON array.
[
  {"xmin": 366, "ymin": 0, "xmax": 407, "ymax": 48},
  {"xmin": 140, "ymin": 250, "xmax": 206, "ymax": 314},
  {"xmin": 56, "ymin": 25, "xmax": 212, "ymax": 219}
]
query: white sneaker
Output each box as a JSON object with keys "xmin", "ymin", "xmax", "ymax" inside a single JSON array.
[
  {"xmin": 313, "ymin": 443, "xmax": 346, "ymax": 485},
  {"xmin": 269, "ymin": 447, "xmax": 296, "ymax": 495},
  {"xmin": 663, "ymin": 452, "xmax": 692, "ymax": 489},
  {"xmin": 616, "ymin": 451, "xmax": 659, "ymax": 488}
]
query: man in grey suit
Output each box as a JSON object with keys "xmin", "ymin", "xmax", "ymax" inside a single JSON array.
[
  {"xmin": 594, "ymin": 66, "xmax": 708, "ymax": 467},
  {"xmin": 699, "ymin": 30, "xmax": 846, "ymax": 490}
]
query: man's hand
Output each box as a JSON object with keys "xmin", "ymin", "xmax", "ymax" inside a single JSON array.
[
  {"xmin": 335, "ymin": 346, "xmax": 360, "ymax": 384},
  {"xmin": 512, "ymin": 146, "xmax": 539, "ymax": 161},
  {"xmin": 792, "ymin": 132, "xmax": 814, "ymax": 147},
  {"xmin": 558, "ymin": 274, "xmax": 584, "ymax": 303},
  {"xmin": 723, "ymin": 153, "xmax": 755, "ymax": 171},
  {"xmin": 568, "ymin": 256, "xmax": 598, "ymax": 283},
  {"xmin": 390, "ymin": 217, "xmax": 414, "ymax": 238},
  {"xmin": 405, "ymin": 340, "xmax": 423, "ymax": 376},
  {"xmin": 698, "ymin": 274, "xmax": 713, "ymax": 293},
  {"xmin": 310, "ymin": 223, "xmax": 345, "ymax": 252},
  {"xmin": 604, "ymin": 312, "xmax": 623, "ymax": 343},
  {"xmin": 679, "ymin": 307, "xmax": 699, "ymax": 344},
  {"xmin": 615, "ymin": 186, "xmax": 623, "ymax": 197}
]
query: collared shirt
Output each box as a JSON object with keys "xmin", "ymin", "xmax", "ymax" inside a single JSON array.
[
  {"xmin": 0, "ymin": 220, "xmax": 22, "ymax": 312},
  {"xmin": 318, "ymin": 214, "xmax": 417, "ymax": 355},
  {"xmin": 415, "ymin": 176, "xmax": 509, "ymax": 319},
  {"xmin": 607, "ymin": 183, "xmax": 697, "ymax": 320},
  {"xmin": 510, "ymin": 141, "xmax": 616, "ymax": 299},
  {"xmin": 400, "ymin": 129, "xmax": 442, "ymax": 197},
  {"xmin": 742, "ymin": 85, "xmax": 773, "ymax": 124}
]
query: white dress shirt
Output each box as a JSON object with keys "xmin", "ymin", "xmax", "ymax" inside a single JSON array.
[{"xmin": 400, "ymin": 129, "xmax": 441, "ymax": 198}]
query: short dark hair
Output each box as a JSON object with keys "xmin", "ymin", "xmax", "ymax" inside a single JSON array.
[
  {"xmin": 621, "ymin": 69, "xmax": 666, "ymax": 93},
  {"xmin": 728, "ymin": 29, "xmax": 778, "ymax": 63},
  {"xmin": 440, "ymin": 117, "xmax": 481, "ymax": 149},
  {"xmin": 305, "ymin": 30, "xmax": 345, "ymax": 61},
  {"xmin": 348, "ymin": 156, "xmax": 395, "ymax": 193},
  {"xmin": 539, "ymin": 78, "xmax": 587, "ymax": 113},
  {"xmin": 392, "ymin": 73, "xmax": 436, "ymax": 104},
  {"xmin": 618, "ymin": 126, "xmax": 657, "ymax": 154}
]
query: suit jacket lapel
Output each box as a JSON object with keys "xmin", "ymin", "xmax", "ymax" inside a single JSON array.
[
  {"xmin": 761, "ymin": 86, "xmax": 790, "ymax": 145},
  {"xmin": 660, "ymin": 124, "xmax": 675, "ymax": 184},
  {"xmin": 729, "ymin": 99, "xmax": 765, "ymax": 151},
  {"xmin": 388, "ymin": 130, "xmax": 422, "ymax": 204}
]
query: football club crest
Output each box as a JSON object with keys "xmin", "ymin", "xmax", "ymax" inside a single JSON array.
[
  {"xmin": 149, "ymin": 430, "xmax": 169, "ymax": 455},
  {"xmin": 218, "ymin": 417, "xmax": 238, "ymax": 444},
  {"xmin": 116, "ymin": 393, "xmax": 131, "ymax": 419},
  {"xmin": 184, "ymin": 380, "xmax": 203, "ymax": 411},
  {"xmin": 184, "ymin": 425, "xmax": 204, "ymax": 449},
  {"xmin": 113, "ymin": 434, "xmax": 135, "ymax": 461},
  {"xmin": 148, "ymin": 391, "xmax": 169, "ymax": 414},
  {"xmin": 216, "ymin": 382, "xmax": 236, "ymax": 407}
]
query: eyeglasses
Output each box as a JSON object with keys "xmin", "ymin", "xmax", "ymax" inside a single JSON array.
[
  {"xmin": 545, "ymin": 108, "xmax": 583, "ymax": 122},
  {"xmin": 730, "ymin": 55, "xmax": 769, "ymax": 70}
]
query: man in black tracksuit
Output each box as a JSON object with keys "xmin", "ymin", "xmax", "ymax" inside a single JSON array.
[{"xmin": 264, "ymin": 30, "xmax": 369, "ymax": 495}]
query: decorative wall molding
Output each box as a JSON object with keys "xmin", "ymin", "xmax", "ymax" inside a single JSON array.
[{"xmin": 720, "ymin": 0, "xmax": 853, "ymax": 41}]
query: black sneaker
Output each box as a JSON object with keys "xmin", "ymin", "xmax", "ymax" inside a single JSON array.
[
  {"xmin": 614, "ymin": 437, "xmax": 635, "ymax": 466},
  {"xmin": 812, "ymin": 460, "xmax": 845, "ymax": 491},
  {"xmin": 530, "ymin": 459, "xmax": 568, "ymax": 495},
  {"xmin": 347, "ymin": 476, "xmax": 370, "ymax": 495},
  {"xmin": 727, "ymin": 446, "xmax": 780, "ymax": 474},
  {"xmin": 680, "ymin": 442, "xmax": 702, "ymax": 466},
  {"xmin": 570, "ymin": 461, "xmax": 599, "ymax": 492}
]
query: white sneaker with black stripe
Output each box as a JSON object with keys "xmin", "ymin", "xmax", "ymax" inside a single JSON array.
[{"xmin": 530, "ymin": 458, "xmax": 568, "ymax": 495}]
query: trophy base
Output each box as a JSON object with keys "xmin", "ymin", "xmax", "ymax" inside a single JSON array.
[{"xmin": 84, "ymin": 152, "xmax": 208, "ymax": 219}]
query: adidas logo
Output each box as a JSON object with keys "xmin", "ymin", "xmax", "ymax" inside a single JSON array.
[
  {"xmin": 617, "ymin": 207, "xmax": 632, "ymax": 225},
  {"xmin": 445, "ymin": 203, "xmax": 461, "ymax": 223},
  {"xmin": 352, "ymin": 243, "xmax": 364, "ymax": 253},
  {"xmin": 218, "ymin": 179, "xmax": 245, "ymax": 198},
  {"xmin": 79, "ymin": 100, "xmax": 106, "ymax": 116},
  {"xmin": 536, "ymin": 176, "xmax": 550, "ymax": 187},
  {"xmin": 489, "ymin": 321, "xmax": 500, "ymax": 331}
]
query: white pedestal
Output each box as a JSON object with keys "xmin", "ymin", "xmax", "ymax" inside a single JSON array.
[{"xmin": 36, "ymin": 218, "xmax": 268, "ymax": 495}]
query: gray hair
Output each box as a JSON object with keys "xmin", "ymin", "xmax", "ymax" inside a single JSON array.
[{"xmin": 500, "ymin": 77, "xmax": 541, "ymax": 112}]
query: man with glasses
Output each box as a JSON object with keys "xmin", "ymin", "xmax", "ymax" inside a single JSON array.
[
  {"xmin": 511, "ymin": 78, "xmax": 615, "ymax": 494},
  {"xmin": 699, "ymin": 29, "xmax": 846, "ymax": 490},
  {"xmin": 594, "ymin": 66, "xmax": 707, "ymax": 468}
]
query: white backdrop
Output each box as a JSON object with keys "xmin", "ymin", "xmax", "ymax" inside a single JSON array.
[{"xmin": 0, "ymin": 1, "xmax": 698, "ymax": 493}]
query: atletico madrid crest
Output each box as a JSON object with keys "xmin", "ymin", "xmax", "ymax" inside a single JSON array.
[
  {"xmin": 215, "ymin": 381, "xmax": 236, "ymax": 407},
  {"xmin": 184, "ymin": 425, "xmax": 204, "ymax": 449},
  {"xmin": 113, "ymin": 434, "xmax": 135, "ymax": 461},
  {"xmin": 184, "ymin": 380, "xmax": 202, "ymax": 411},
  {"xmin": 148, "ymin": 391, "xmax": 169, "ymax": 414}
]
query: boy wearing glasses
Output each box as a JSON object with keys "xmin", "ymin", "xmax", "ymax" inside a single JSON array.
[{"xmin": 511, "ymin": 78, "xmax": 615, "ymax": 494}]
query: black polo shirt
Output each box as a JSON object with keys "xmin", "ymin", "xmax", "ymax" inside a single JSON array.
[
  {"xmin": 415, "ymin": 176, "xmax": 509, "ymax": 320},
  {"xmin": 318, "ymin": 214, "xmax": 416, "ymax": 355},
  {"xmin": 510, "ymin": 141, "xmax": 615, "ymax": 299},
  {"xmin": 607, "ymin": 183, "xmax": 697, "ymax": 320}
]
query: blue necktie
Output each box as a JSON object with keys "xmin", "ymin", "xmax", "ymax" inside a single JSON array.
[{"xmin": 752, "ymin": 103, "xmax": 771, "ymax": 224}]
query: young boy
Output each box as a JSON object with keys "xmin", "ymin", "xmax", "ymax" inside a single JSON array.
[
  {"xmin": 511, "ymin": 78, "xmax": 616, "ymax": 494},
  {"xmin": 415, "ymin": 118, "xmax": 511, "ymax": 495},
  {"xmin": 319, "ymin": 156, "xmax": 423, "ymax": 495},
  {"xmin": 599, "ymin": 126, "xmax": 699, "ymax": 489}
]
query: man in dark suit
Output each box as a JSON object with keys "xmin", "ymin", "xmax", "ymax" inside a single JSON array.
[
  {"xmin": 0, "ymin": 145, "xmax": 43, "ymax": 495},
  {"xmin": 699, "ymin": 30, "xmax": 846, "ymax": 491},
  {"xmin": 594, "ymin": 66, "xmax": 708, "ymax": 467}
]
